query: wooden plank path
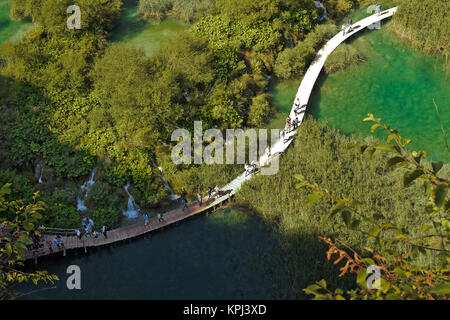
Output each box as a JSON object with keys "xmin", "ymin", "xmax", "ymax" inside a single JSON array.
[{"xmin": 25, "ymin": 7, "xmax": 397, "ymax": 262}]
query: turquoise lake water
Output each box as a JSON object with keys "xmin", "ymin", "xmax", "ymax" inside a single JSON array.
[{"xmin": 272, "ymin": 25, "xmax": 449, "ymax": 162}]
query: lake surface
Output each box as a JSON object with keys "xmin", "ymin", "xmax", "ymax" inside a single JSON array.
[
  {"xmin": 19, "ymin": 208, "xmax": 288, "ymax": 300},
  {"xmin": 110, "ymin": 0, "xmax": 190, "ymax": 56},
  {"xmin": 310, "ymin": 28, "xmax": 449, "ymax": 162}
]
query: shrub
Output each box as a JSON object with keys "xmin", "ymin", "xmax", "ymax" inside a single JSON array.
[
  {"xmin": 324, "ymin": 43, "xmax": 366, "ymax": 73},
  {"xmin": 274, "ymin": 43, "xmax": 316, "ymax": 79},
  {"xmin": 248, "ymin": 94, "xmax": 271, "ymax": 127}
]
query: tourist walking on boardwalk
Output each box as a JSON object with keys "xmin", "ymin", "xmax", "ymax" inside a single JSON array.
[
  {"xmin": 84, "ymin": 224, "xmax": 90, "ymax": 238},
  {"xmin": 47, "ymin": 240, "xmax": 53, "ymax": 253},
  {"xmin": 76, "ymin": 229, "xmax": 82, "ymax": 240},
  {"xmin": 58, "ymin": 235, "xmax": 64, "ymax": 248},
  {"xmin": 92, "ymin": 230, "xmax": 99, "ymax": 240},
  {"xmin": 342, "ymin": 24, "xmax": 347, "ymax": 36},
  {"xmin": 213, "ymin": 185, "xmax": 220, "ymax": 199},
  {"xmin": 207, "ymin": 186, "xmax": 212, "ymax": 199},
  {"xmin": 244, "ymin": 162, "xmax": 251, "ymax": 177},
  {"xmin": 348, "ymin": 18, "xmax": 353, "ymax": 31},
  {"xmin": 197, "ymin": 192, "xmax": 203, "ymax": 206},
  {"xmin": 54, "ymin": 235, "xmax": 63, "ymax": 249},
  {"xmin": 181, "ymin": 197, "xmax": 188, "ymax": 211},
  {"xmin": 157, "ymin": 213, "xmax": 164, "ymax": 222},
  {"xmin": 376, "ymin": 4, "xmax": 381, "ymax": 16},
  {"xmin": 102, "ymin": 225, "xmax": 107, "ymax": 238},
  {"xmin": 143, "ymin": 212, "xmax": 149, "ymax": 226}
]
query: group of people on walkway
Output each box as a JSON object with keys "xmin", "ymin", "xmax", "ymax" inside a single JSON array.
[
  {"xmin": 44, "ymin": 234, "xmax": 64, "ymax": 253},
  {"xmin": 23, "ymin": 225, "xmax": 45, "ymax": 252},
  {"xmin": 76, "ymin": 217, "xmax": 108, "ymax": 241},
  {"xmin": 244, "ymin": 161, "xmax": 259, "ymax": 177},
  {"xmin": 179, "ymin": 185, "xmax": 224, "ymax": 213},
  {"xmin": 142, "ymin": 211, "xmax": 165, "ymax": 227},
  {"xmin": 285, "ymin": 115, "xmax": 300, "ymax": 135},
  {"xmin": 342, "ymin": 18, "xmax": 353, "ymax": 36}
]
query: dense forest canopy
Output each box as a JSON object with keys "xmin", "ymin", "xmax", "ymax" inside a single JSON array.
[{"xmin": 0, "ymin": 0, "xmax": 447, "ymax": 230}]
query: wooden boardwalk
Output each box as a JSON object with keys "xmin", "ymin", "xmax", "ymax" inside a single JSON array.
[{"xmin": 25, "ymin": 7, "xmax": 397, "ymax": 261}]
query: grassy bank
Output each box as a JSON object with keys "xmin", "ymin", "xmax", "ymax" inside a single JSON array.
[{"xmin": 389, "ymin": 0, "xmax": 448, "ymax": 69}]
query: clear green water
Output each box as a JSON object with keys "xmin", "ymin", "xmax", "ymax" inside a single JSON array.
[
  {"xmin": 272, "ymin": 27, "xmax": 450, "ymax": 162},
  {"xmin": 0, "ymin": 0, "xmax": 30, "ymax": 44},
  {"xmin": 19, "ymin": 208, "xmax": 287, "ymax": 299},
  {"xmin": 267, "ymin": 79, "xmax": 300, "ymax": 130},
  {"xmin": 110, "ymin": 0, "xmax": 190, "ymax": 56}
]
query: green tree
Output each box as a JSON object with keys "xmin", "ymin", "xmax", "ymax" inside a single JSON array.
[
  {"xmin": 248, "ymin": 93, "xmax": 271, "ymax": 127},
  {"xmin": 274, "ymin": 43, "xmax": 315, "ymax": 79}
]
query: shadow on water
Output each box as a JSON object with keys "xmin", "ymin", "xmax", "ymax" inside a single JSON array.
[
  {"xmin": 16, "ymin": 208, "xmax": 294, "ymax": 300},
  {"xmin": 16, "ymin": 205, "xmax": 355, "ymax": 300}
]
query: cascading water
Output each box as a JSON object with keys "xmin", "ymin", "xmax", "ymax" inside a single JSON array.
[
  {"xmin": 76, "ymin": 167, "xmax": 97, "ymax": 211},
  {"xmin": 313, "ymin": 1, "xmax": 328, "ymax": 22},
  {"xmin": 122, "ymin": 182, "xmax": 140, "ymax": 218},
  {"xmin": 152, "ymin": 161, "xmax": 180, "ymax": 201},
  {"xmin": 158, "ymin": 167, "xmax": 180, "ymax": 201},
  {"xmin": 35, "ymin": 161, "xmax": 44, "ymax": 184},
  {"xmin": 289, "ymin": 36, "xmax": 294, "ymax": 49}
]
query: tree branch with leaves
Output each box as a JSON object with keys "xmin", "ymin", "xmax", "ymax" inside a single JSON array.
[{"xmin": 0, "ymin": 183, "xmax": 58, "ymax": 300}]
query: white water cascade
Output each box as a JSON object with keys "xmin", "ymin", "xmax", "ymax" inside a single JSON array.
[
  {"xmin": 314, "ymin": 1, "xmax": 328, "ymax": 22},
  {"xmin": 76, "ymin": 167, "xmax": 97, "ymax": 211},
  {"xmin": 35, "ymin": 161, "xmax": 44, "ymax": 184},
  {"xmin": 122, "ymin": 182, "xmax": 140, "ymax": 218},
  {"xmin": 152, "ymin": 161, "xmax": 180, "ymax": 201},
  {"xmin": 158, "ymin": 167, "xmax": 180, "ymax": 201}
]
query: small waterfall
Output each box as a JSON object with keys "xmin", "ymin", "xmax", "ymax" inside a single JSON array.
[
  {"xmin": 35, "ymin": 161, "xmax": 44, "ymax": 184},
  {"xmin": 183, "ymin": 90, "xmax": 192, "ymax": 102},
  {"xmin": 158, "ymin": 167, "xmax": 180, "ymax": 201},
  {"xmin": 313, "ymin": 1, "xmax": 328, "ymax": 22},
  {"xmin": 76, "ymin": 167, "xmax": 97, "ymax": 211},
  {"xmin": 122, "ymin": 182, "xmax": 139, "ymax": 218},
  {"xmin": 38, "ymin": 169, "xmax": 43, "ymax": 184},
  {"xmin": 152, "ymin": 161, "xmax": 180, "ymax": 200}
]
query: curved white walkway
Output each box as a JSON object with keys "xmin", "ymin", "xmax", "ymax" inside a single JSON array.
[{"xmin": 217, "ymin": 7, "xmax": 398, "ymax": 200}]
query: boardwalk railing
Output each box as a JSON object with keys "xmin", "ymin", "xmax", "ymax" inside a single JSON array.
[{"xmin": 24, "ymin": 7, "xmax": 398, "ymax": 262}]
